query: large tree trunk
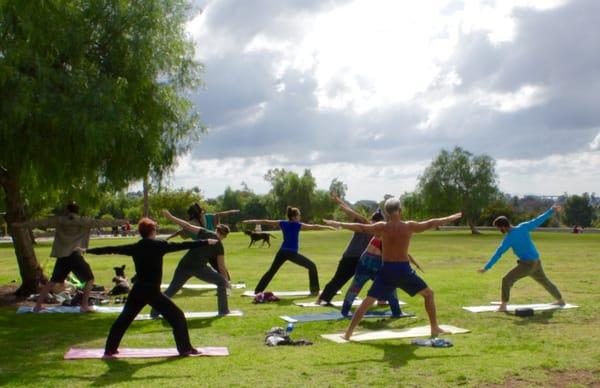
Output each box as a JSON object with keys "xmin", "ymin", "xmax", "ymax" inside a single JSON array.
[
  {"xmin": 0, "ymin": 168, "xmax": 46, "ymax": 296},
  {"xmin": 142, "ymin": 175, "xmax": 150, "ymax": 217},
  {"xmin": 468, "ymin": 217, "xmax": 481, "ymax": 234}
]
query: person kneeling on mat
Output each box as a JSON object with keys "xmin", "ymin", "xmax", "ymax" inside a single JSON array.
[{"xmin": 84, "ymin": 217, "xmax": 218, "ymax": 357}]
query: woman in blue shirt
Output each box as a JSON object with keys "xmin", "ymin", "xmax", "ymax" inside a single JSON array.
[{"xmin": 243, "ymin": 206, "xmax": 335, "ymax": 295}]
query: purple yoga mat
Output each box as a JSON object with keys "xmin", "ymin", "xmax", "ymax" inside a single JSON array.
[{"xmin": 64, "ymin": 347, "xmax": 229, "ymax": 359}]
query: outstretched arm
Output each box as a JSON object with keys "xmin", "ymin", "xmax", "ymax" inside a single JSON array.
[
  {"xmin": 521, "ymin": 206, "xmax": 558, "ymax": 231},
  {"xmin": 162, "ymin": 210, "xmax": 204, "ymax": 234},
  {"xmin": 242, "ymin": 219, "xmax": 281, "ymax": 228},
  {"xmin": 13, "ymin": 216, "xmax": 58, "ymax": 229},
  {"xmin": 478, "ymin": 237, "xmax": 511, "ymax": 272},
  {"xmin": 166, "ymin": 229, "xmax": 187, "ymax": 241},
  {"xmin": 323, "ymin": 220, "xmax": 384, "ymax": 235},
  {"xmin": 408, "ymin": 254, "xmax": 424, "ymax": 273},
  {"xmin": 214, "ymin": 209, "xmax": 240, "ymax": 217},
  {"xmin": 332, "ymin": 194, "xmax": 369, "ymax": 224},
  {"xmin": 408, "ymin": 212, "xmax": 462, "ymax": 233},
  {"xmin": 162, "ymin": 239, "xmax": 217, "ymax": 254},
  {"xmin": 300, "ymin": 223, "xmax": 336, "ymax": 231},
  {"xmin": 87, "ymin": 243, "xmax": 137, "ymax": 256}
]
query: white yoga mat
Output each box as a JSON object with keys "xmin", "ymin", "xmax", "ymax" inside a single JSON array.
[
  {"xmin": 462, "ymin": 303, "xmax": 579, "ymax": 313},
  {"xmin": 242, "ymin": 290, "xmax": 340, "ymax": 297},
  {"xmin": 321, "ymin": 324, "xmax": 470, "ymax": 343},
  {"xmin": 160, "ymin": 283, "xmax": 246, "ymax": 290}
]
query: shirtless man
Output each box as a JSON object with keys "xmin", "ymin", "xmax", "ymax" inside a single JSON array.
[{"xmin": 325, "ymin": 197, "xmax": 461, "ymax": 339}]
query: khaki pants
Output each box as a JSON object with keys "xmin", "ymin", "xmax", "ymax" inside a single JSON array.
[{"xmin": 501, "ymin": 260, "xmax": 562, "ymax": 302}]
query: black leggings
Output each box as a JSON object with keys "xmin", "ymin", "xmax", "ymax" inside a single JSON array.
[
  {"xmin": 318, "ymin": 255, "xmax": 360, "ymax": 302},
  {"xmin": 105, "ymin": 283, "xmax": 193, "ymax": 354},
  {"xmin": 255, "ymin": 249, "xmax": 319, "ymax": 294}
]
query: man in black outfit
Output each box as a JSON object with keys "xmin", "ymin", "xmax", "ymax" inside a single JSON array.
[
  {"xmin": 85, "ymin": 217, "xmax": 217, "ymax": 357},
  {"xmin": 316, "ymin": 195, "xmax": 381, "ymax": 305}
]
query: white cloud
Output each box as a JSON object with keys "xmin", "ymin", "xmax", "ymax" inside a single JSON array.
[
  {"xmin": 171, "ymin": 0, "xmax": 600, "ymax": 200},
  {"xmin": 475, "ymin": 84, "xmax": 548, "ymax": 112},
  {"xmin": 590, "ymin": 132, "xmax": 600, "ymax": 151}
]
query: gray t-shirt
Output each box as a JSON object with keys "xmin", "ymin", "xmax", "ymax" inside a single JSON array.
[
  {"xmin": 24, "ymin": 215, "xmax": 119, "ymax": 258},
  {"xmin": 342, "ymin": 232, "xmax": 372, "ymax": 258}
]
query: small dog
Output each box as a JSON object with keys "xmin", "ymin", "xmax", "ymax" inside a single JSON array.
[
  {"xmin": 245, "ymin": 230, "xmax": 277, "ymax": 248},
  {"xmin": 109, "ymin": 265, "xmax": 131, "ymax": 296}
]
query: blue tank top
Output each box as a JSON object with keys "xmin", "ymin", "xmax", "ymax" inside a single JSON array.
[{"xmin": 279, "ymin": 220, "xmax": 301, "ymax": 252}]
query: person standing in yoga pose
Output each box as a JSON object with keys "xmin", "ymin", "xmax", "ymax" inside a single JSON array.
[
  {"xmin": 85, "ymin": 217, "xmax": 217, "ymax": 357},
  {"xmin": 151, "ymin": 209, "xmax": 231, "ymax": 318},
  {"xmin": 325, "ymin": 198, "xmax": 461, "ymax": 339},
  {"xmin": 478, "ymin": 205, "xmax": 565, "ymax": 312},
  {"xmin": 315, "ymin": 195, "xmax": 378, "ymax": 305},
  {"xmin": 167, "ymin": 203, "xmax": 235, "ymax": 280},
  {"xmin": 243, "ymin": 206, "xmax": 335, "ymax": 295},
  {"xmin": 15, "ymin": 201, "xmax": 126, "ymax": 313}
]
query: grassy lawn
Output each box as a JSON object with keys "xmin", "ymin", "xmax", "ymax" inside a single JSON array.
[{"xmin": 0, "ymin": 231, "xmax": 599, "ymax": 387}]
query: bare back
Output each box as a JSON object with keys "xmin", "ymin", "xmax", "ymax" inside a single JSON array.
[{"xmin": 380, "ymin": 219, "xmax": 412, "ymax": 262}]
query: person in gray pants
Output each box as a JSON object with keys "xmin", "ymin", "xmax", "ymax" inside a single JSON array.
[{"xmin": 151, "ymin": 210, "xmax": 231, "ymax": 318}]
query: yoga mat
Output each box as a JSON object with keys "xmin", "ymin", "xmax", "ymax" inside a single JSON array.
[
  {"xmin": 64, "ymin": 347, "xmax": 229, "ymax": 359},
  {"xmin": 294, "ymin": 300, "xmax": 363, "ymax": 308},
  {"xmin": 17, "ymin": 306, "xmax": 123, "ymax": 314},
  {"xmin": 136, "ymin": 310, "xmax": 244, "ymax": 321},
  {"xmin": 321, "ymin": 324, "xmax": 470, "ymax": 343},
  {"xmin": 17, "ymin": 306, "xmax": 244, "ymax": 320},
  {"xmin": 242, "ymin": 290, "xmax": 340, "ymax": 297},
  {"xmin": 280, "ymin": 310, "xmax": 414, "ymax": 323},
  {"xmin": 462, "ymin": 303, "xmax": 579, "ymax": 313},
  {"xmin": 160, "ymin": 283, "xmax": 246, "ymax": 290}
]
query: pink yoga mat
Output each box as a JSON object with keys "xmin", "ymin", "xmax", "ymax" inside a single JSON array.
[{"xmin": 64, "ymin": 347, "xmax": 229, "ymax": 359}]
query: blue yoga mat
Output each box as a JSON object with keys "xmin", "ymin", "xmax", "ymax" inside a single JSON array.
[{"xmin": 280, "ymin": 311, "xmax": 414, "ymax": 323}]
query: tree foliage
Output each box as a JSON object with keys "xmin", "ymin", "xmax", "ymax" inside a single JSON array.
[
  {"xmin": 0, "ymin": 0, "xmax": 203, "ymax": 294},
  {"xmin": 417, "ymin": 147, "xmax": 500, "ymax": 233},
  {"xmin": 563, "ymin": 193, "xmax": 594, "ymax": 227}
]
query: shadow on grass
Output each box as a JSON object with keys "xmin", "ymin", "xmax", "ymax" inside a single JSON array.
[
  {"xmin": 33, "ymin": 357, "xmax": 187, "ymax": 387},
  {"xmin": 0, "ymin": 310, "xmax": 198, "ymax": 386},
  {"xmin": 321, "ymin": 342, "xmax": 474, "ymax": 369},
  {"xmin": 512, "ymin": 310, "xmax": 557, "ymax": 326}
]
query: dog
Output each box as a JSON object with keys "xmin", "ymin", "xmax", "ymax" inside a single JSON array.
[
  {"xmin": 109, "ymin": 265, "xmax": 131, "ymax": 295},
  {"xmin": 244, "ymin": 230, "xmax": 277, "ymax": 248}
]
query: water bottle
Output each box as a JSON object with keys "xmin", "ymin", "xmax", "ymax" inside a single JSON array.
[{"xmin": 286, "ymin": 323, "xmax": 294, "ymax": 334}]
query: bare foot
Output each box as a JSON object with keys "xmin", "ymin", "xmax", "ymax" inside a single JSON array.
[
  {"xmin": 79, "ymin": 306, "xmax": 96, "ymax": 313},
  {"xmin": 315, "ymin": 299, "xmax": 323, "ymax": 305},
  {"xmin": 551, "ymin": 300, "xmax": 566, "ymax": 306},
  {"xmin": 342, "ymin": 332, "xmax": 352, "ymax": 341},
  {"xmin": 430, "ymin": 325, "xmax": 450, "ymax": 337},
  {"xmin": 33, "ymin": 305, "xmax": 45, "ymax": 313},
  {"xmin": 497, "ymin": 303, "xmax": 508, "ymax": 312},
  {"xmin": 180, "ymin": 348, "xmax": 200, "ymax": 356}
]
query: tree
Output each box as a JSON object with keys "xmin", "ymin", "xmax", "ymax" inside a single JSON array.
[
  {"xmin": 0, "ymin": 1, "xmax": 203, "ymax": 295},
  {"xmin": 479, "ymin": 200, "xmax": 515, "ymax": 226},
  {"xmin": 563, "ymin": 193, "xmax": 594, "ymax": 227},
  {"xmin": 264, "ymin": 169, "xmax": 317, "ymax": 220},
  {"xmin": 417, "ymin": 147, "xmax": 500, "ymax": 234},
  {"xmin": 329, "ymin": 178, "xmax": 347, "ymax": 199}
]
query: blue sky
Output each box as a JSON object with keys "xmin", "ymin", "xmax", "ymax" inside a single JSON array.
[{"xmin": 165, "ymin": 0, "xmax": 600, "ymax": 201}]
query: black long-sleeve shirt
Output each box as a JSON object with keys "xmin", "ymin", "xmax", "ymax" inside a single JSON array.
[{"xmin": 87, "ymin": 239, "xmax": 209, "ymax": 286}]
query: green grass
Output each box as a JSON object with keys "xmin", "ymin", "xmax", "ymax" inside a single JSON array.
[{"xmin": 1, "ymin": 231, "xmax": 599, "ymax": 387}]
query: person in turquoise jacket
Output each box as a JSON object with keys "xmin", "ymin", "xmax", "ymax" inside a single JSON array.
[{"xmin": 478, "ymin": 205, "xmax": 565, "ymax": 311}]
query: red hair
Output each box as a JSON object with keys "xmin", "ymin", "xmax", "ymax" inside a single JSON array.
[{"xmin": 138, "ymin": 217, "xmax": 157, "ymax": 238}]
